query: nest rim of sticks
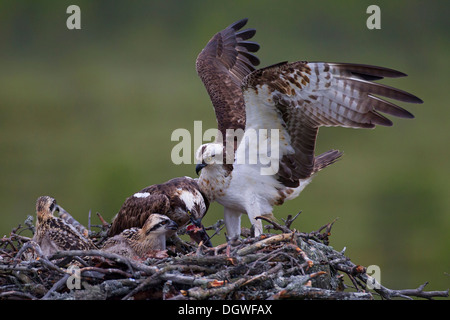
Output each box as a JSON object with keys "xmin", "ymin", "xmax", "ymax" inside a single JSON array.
[{"xmin": 0, "ymin": 212, "xmax": 448, "ymax": 300}]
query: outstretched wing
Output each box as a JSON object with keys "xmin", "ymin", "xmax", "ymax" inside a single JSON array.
[
  {"xmin": 196, "ymin": 18, "xmax": 260, "ymax": 144},
  {"xmin": 108, "ymin": 193, "xmax": 170, "ymax": 237},
  {"xmin": 242, "ymin": 61, "xmax": 422, "ymax": 187}
]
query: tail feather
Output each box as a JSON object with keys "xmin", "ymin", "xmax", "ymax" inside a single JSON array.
[
  {"xmin": 57, "ymin": 205, "xmax": 89, "ymax": 238},
  {"xmin": 313, "ymin": 150, "xmax": 343, "ymax": 173}
]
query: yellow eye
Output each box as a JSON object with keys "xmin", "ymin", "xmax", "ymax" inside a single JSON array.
[{"xmin": 205, "ymin": 156, "xmax": 213, "ymax": 164}]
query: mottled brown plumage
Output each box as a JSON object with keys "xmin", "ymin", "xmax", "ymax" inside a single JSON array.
[
  {"xmin": 102, "ymin": 214, "xmax": 178, "ymax": 259},
  {"xmin": 108, "ymin": 177, "xmax": 209, "ymax": 239},
  {"xmin": 32, "ymin": 196, "xmax": 97, "ymax": 256}
]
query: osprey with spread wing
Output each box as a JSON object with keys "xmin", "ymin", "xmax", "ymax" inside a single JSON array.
[{"xmin": 194, "ymin": 19, "xmax": 422, "ymax": 238}]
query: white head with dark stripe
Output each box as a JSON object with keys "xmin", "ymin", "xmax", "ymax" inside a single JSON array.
[
  {"xmin": 142, "ymin": 214, "xmax": 178, "ymax": 235},
  {"xmin": 137, "ymin": 214, "xmax": 178, "ymax": 251}
]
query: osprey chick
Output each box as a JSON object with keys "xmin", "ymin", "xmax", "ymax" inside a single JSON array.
[
  {"xmin": 33, "ymin": 196, "xmax": 97, "ymax": 256},
  {"xmin": 101, "ymin": 214, "xmax": 178, "ymax": 259}
]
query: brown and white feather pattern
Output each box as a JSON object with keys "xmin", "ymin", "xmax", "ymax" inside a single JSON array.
[
  {"xmin": 108, "ymin": 177, "xmax": 209, "ymax": 237},
  {"xmin": 33, "ymin": 196, "xmax": 97, "ymax": 257},
  {"xmin": 194, "ymin": 19, "xmax": 422, "ymax": 239},
  {"xmin": 242, "ymin": 61, "xmax": 422, "ymax": 185},
  {"xmin": 196, "ymin": 18, "xmax": 260, "ymax": 145}
]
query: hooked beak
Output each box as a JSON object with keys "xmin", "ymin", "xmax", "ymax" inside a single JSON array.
[
  {"xmin": 189, "ymin": 215, "xmax": 202, "ymax": 227},
  {"xmin": 196, "ymin": 163, "xmax": 206, "ymax": 175},
  {"xmin": 166, "ymin": 220, "xmax": 178, "ymax": 231}
]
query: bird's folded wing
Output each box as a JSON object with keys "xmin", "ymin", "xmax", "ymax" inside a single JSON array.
[
  {"xmin": 108, "ymin": 194, "xmax": 170, "ymax": 236},
  {"xmin": 47, "ymin": 218, "xmax": 96, "ymax": 250}
]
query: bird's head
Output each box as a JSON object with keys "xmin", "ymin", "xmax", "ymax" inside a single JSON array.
[
  {"xmin": 142, "ymin": 214, "xmax": 178, "ymax": 237},
  {"xmin": 35, "ymin": 196, "xmax": 57, "ymax": 221},
  {"xmin": 195, "ymin": 143, "xmax": 227, "ymax": 175}
]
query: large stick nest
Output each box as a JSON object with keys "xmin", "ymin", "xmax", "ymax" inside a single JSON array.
[{"xmin": 0, "ymin": 213, "xmax": 448, "ymax": 300}]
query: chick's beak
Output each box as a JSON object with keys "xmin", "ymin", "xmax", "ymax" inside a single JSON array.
[{"xmin": 166, "ymin": 220, "xmax": 178, "ymax": 231}]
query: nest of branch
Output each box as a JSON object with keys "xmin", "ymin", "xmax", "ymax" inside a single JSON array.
[{"xmin": 0, "ymin": 213, "xmax": 448, "ymax": 300}]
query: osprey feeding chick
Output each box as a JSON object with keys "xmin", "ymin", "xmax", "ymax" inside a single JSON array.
[
  {"xmin": 194, "ymin": 19, "xmax": 422, "ymax": 238},
  {"xmin": 108, "ymin": 177, "xmax": 211, "ymax": 246},
  {"xmin": 33, "ymin": 196, "xmax": 97, "ymax": 256}
]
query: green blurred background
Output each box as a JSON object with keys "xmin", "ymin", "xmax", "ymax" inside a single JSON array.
[{"xmin": 0, "ymin": 0, "xmax": 448, "ymax": 294}]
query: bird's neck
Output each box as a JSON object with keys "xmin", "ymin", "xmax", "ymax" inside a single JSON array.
[
  {"xmin": 132, "ymin": 233, "xmax": 166, "ymax": 254},
  {"xmin": 198, "ymin": 164, "xmax": 233, "ymax": 201},
  {"xmin": 36, "ymin": 212, "xmax": 53, "ymax": 225}
]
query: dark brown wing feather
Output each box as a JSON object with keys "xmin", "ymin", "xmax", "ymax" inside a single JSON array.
[
  {"xmin": 196, "ymin": 18, "xmax": 260, "ymax": 146},
  {"xmin": 108, "ymin": 177, "xmax": 209, "ymax": 236},
  {"xmin": 242, "ymin": 61, "xmax": 422, "ymax": 187}
]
